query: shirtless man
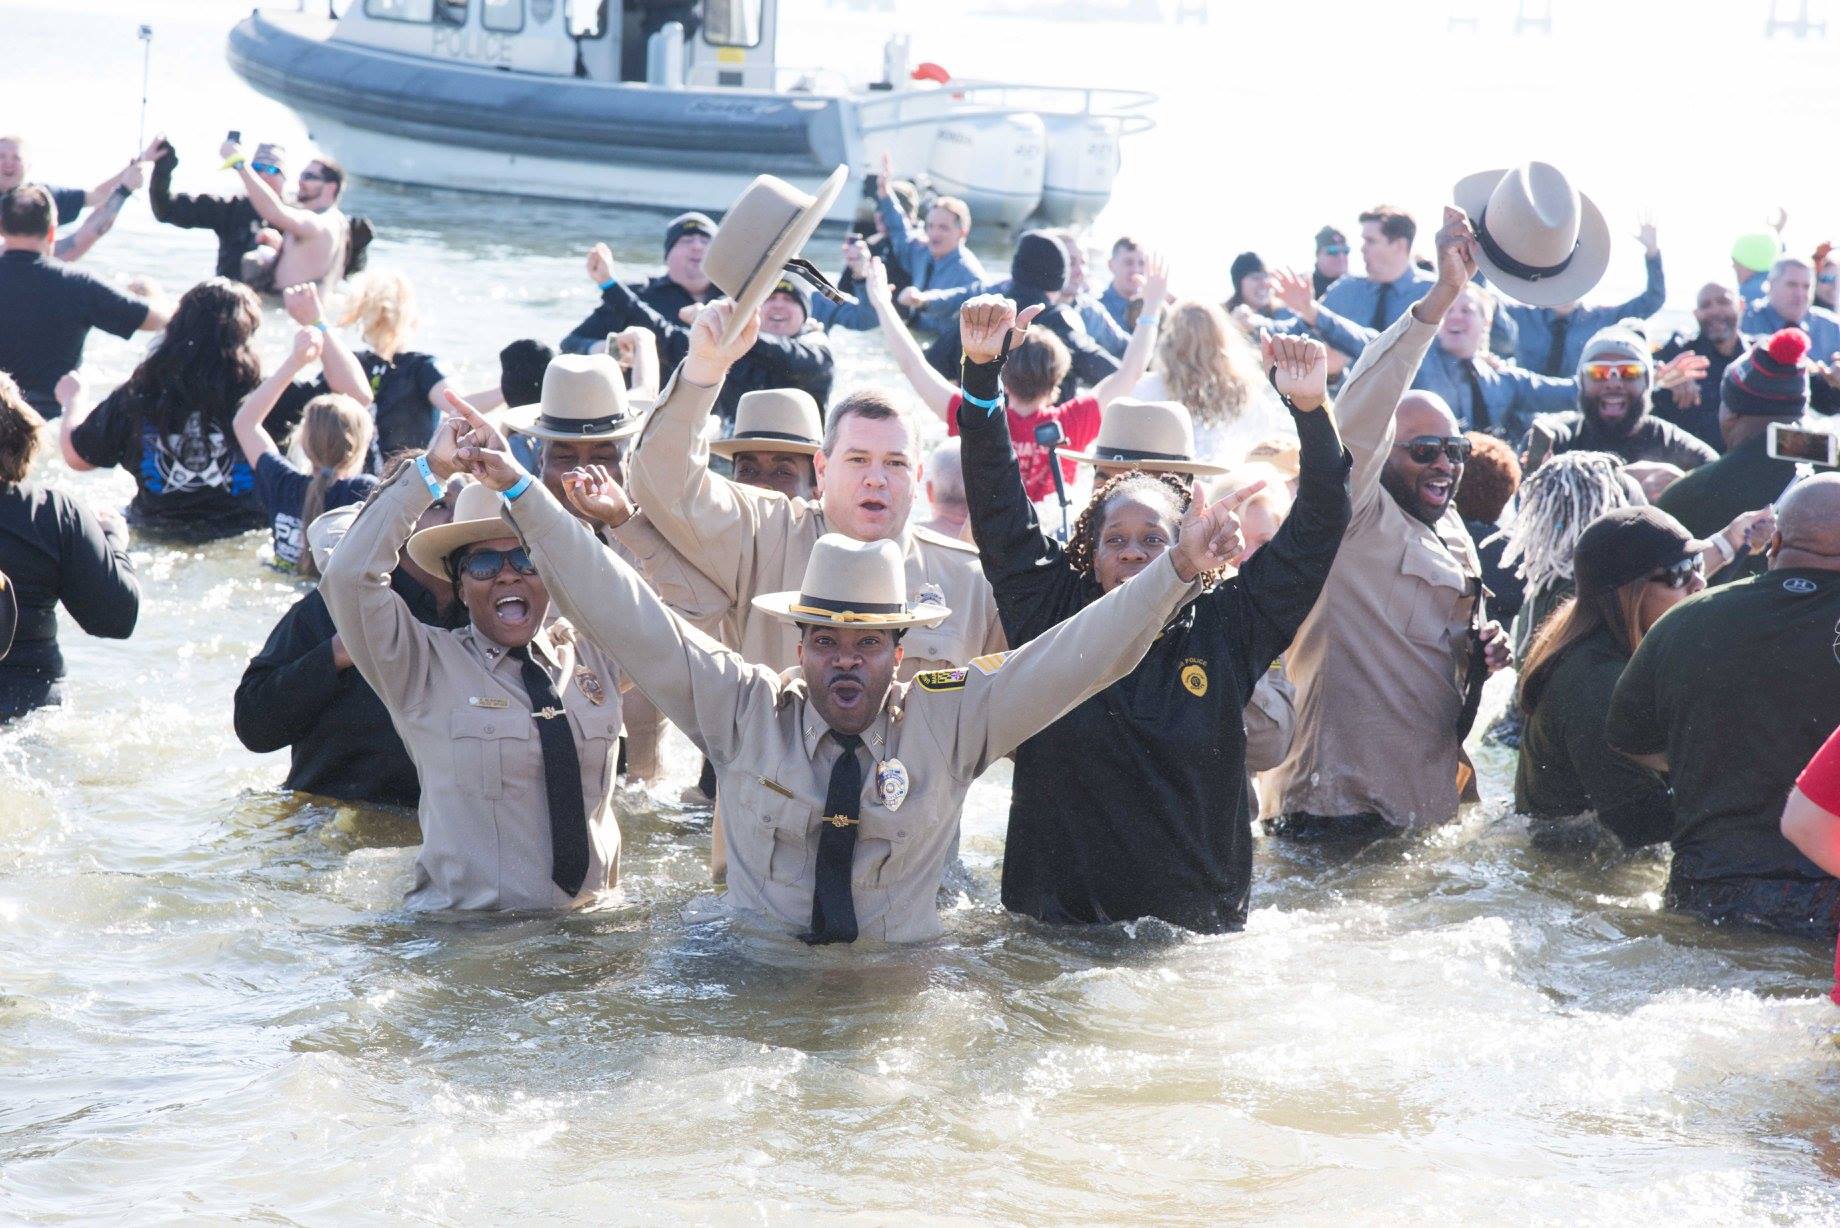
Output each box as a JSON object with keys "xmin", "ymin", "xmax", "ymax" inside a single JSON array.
[{"xmin": 222, "ymin": 140, "xmax": 347, "ymax": 296}]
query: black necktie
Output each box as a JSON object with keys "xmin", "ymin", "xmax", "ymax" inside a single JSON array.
[
  {"xmin": 1461, "ymin": 359, "xmax": 1494, "ymax": 434},
  {"xmin": 1371, "ymin": 281, "xmax": 1392, "ymax": 330},
  {"xmin": 1544, "ymin": 314, "xmax": 1571, "ymax": 377},
  {"xmin": 804, "ymin": 732, "xmax": 865, "ymax": 945},
  {"xmin": 921, "ymin": 257, "xmax": 935, "ymax": 291},
  {"xmin": 512, "ymin": 645, "xmax": 590, "ymax": 897}
]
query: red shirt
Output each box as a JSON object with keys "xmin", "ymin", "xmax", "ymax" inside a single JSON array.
[
  {"xmin": 948, "ymin": 394, "xmax": 1103, "ymax": 505},
  {"xmin": 1795, "ymin": 726, "xmax": 1840, "ymax": 1006}
]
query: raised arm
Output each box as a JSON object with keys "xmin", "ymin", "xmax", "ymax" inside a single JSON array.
[
  {"xmin": 234, "ymin": 328, "xmax": 322, "ymax": 466},
  {"xmin": 1091, "ymin": 254, "xmax": 1168, "ymax": 406},
  {"xmin": 1608, "ymin": 221, "xmax": 1665, "ymax": 319},
  {"xmin": 223, "ymin": 141, "xmax": 313, "ymax": 236},
  {"xmin": 867, "ymin": 257, "xmax": 957, "ymax": 419},
  {"xmin": 283, "ymin": 284, "xmax": 372, "ymax": 407},
  {"xmin": 54, "ymin": 163, "xmax": 142, "ymax": 263},
  {"xmin": 82, "ymin": 155, "xmax": 143, "ymax": 207}
]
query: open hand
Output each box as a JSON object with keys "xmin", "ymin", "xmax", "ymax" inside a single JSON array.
[
  {"xmin": 587, "ymin": 242, "xmax": 615, "ymax": 287},
  {"xmin": 445, "ymin": 389, "xmax": 525, "ymax": 490},
  {"xmin": 1259, "ymin": 333, "xmax": 1328, "ymax": 411},
  {"xmin": 865, "ymin": 255, "xmax": 892, "ymax": 306},
  {"xmin": 1140, "ymin": 251, "xmax": 1170, "ymax": 309},
  {"xmin": 1173, "ymin": 478, "xmax": 1264, "ymax": 580},
  {"xmin": 282, "ymin": 282, "xmax": 324, "ymax": 327},
  {"xmin": 1637, "ymin": 212, "xmax": 1659, "ymax": 257},
  {"xmin": 561, "ymin": 464, "xmax": 635, "ymax": 529},
  {"xmin": 960, "ymin": 294, "xmax": 1043, "ymax": 365},
  {"xmin": 878, "ymin": 151, "xmax": 895, "ymax": 198},
  {"xmin": 683, "ymin": 299, "xmax": 760, "ymax": 385},
  {"xmin": 1654, "ymin": 351, "xmax": 1710, "ymax": 392},
  {"xmin": 1269, "ymin": 267, "xmax": 1317, "ymax": 322}
]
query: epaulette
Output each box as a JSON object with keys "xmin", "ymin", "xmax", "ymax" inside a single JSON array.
[{"xmin": 912, "ymin": 524, "xmax": 979, "ymax": 555}]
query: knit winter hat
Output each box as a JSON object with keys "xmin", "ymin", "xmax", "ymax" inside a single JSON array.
[
  {"xmin": 1575, "ymin": 324, "xmax": 1654, "ymax": 382},
  {"xmin": 1010, "ymin": 230, "xmax": 1068, "ymax": 295},
  {"xmin": 767, "ymin": 275, "xmax": 810, "ymax": 319},
  {"xmin": 664, "ymin": 211, "xmax": 716, "ymax": 257},
  {"xmin": 1722, "ymin": 329, "xmax": 1812, "ymax": 418},
  {"xmin": 1730, "ymin": 232, "xmax": 1783, "ymax": 275},
  {"xmin": 1230, "ymin": 251, "xmax": 1267, "ymax": 288}
]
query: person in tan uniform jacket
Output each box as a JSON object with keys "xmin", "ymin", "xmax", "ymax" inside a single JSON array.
[
  {"xmin": 1265, "ymin": 209, "xmax": 1513, "ymax": 839},
  {"xmin": 321, "ymin": 443, "xmax": 626, "ymax": 912},
  {"xmin": 441, "ymin": 390, "xmax": 1251, "ymax": 944},
  {"xmin": 627, "ymin": 304, "xmax": 1006, "ymax": 680}
]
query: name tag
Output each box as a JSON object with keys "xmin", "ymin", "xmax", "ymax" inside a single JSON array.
[{"xmin": 469, "ymin": 696, "xmax": 509, "ymax": 709}]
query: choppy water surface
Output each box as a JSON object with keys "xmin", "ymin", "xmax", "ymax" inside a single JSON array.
[{"xmin": 6, "ymin": 1, "xmax": 1840, "ymax": 1222}]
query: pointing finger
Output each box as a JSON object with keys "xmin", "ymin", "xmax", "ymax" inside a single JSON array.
[
  {"xmin": 1218, "ymin": 478, "xmax": 1268, "ymax": 512},
  {"xmin": 1015, "ymin": 303, "xmax": 1045, "ymax": 330}
]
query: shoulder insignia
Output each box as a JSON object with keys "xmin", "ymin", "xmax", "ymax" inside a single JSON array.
[
  {"xmin": 913, "ymin": 524, "xmax": 979, "ymax": 555},
  {"xmin": 969, "ymin": 651, "xmax": 1011, "ymax": 676},
  {"xmin": 915, "ymin": 667, "xmax": 969, "ymax": 692}
]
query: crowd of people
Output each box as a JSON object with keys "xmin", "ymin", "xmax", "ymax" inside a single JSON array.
[{"xmin": 6, "ymin": 134, "xmax": 1840, "ymax": 979}]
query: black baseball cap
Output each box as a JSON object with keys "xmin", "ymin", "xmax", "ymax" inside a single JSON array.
[{"xmin": 1572, "ymin": 506, "xmax": 1701, "ymax": 597}]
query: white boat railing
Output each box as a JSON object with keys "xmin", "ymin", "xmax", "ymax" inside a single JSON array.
[{"xmin": 852, "ymin": 81, "xmax": 1157, "ymax": 137}]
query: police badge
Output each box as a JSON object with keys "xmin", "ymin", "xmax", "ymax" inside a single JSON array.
[
  {"xmin": 575, "ymin": 666, "xmax": 607, "ymax": 706},
  {"xmin": 877, "ymin": 758, "xmax": 909, "ymax": 811}
]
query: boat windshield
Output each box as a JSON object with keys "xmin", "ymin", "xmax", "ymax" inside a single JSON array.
[
  {"xmin": 702, "ymin": 0, "xmax": 762, "ymax": 47},
  {"xmin": 362, "ymin": 0, "xmax": 468, "ymax": 24}
]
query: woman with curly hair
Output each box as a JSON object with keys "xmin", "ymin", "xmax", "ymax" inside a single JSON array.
[
  {"xmin": 1133, "ymin": 298, "xmax": 1293, "ymax": 467},
  {"xmin": 953, "ymin": 295, "xmax": 1353, "ymax": 932}
]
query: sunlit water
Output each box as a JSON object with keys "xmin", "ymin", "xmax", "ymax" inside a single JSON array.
[{"xmin": 5, "ymin": 1, "xmax": 1840, "ymax": 1221}]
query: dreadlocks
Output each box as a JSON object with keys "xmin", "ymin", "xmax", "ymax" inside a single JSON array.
[
  {"xmin": 1495, "ymin": 451, "xmax": 1631, "ymax": 602},
  {"xmin": 1066, "ymin": 469, "xmax": 1235, "ymax": 587}
]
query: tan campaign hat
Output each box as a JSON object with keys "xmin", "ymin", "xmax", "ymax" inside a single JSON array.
[
  {"xmin": 500, "ymin": 354, "xmax": 644, "ymax": 444},
  {"xmin": 705, "ymin": 166, "xmax": 848, "ymax": 346},
  {"xmin": 406, "ymin": 481, "xmax": 517, "ymax": 575},
  {"xmin": 708, "ymin": 388, "xmax": 824, "ymax": 458},
  {"xmin": 754, "ymin": 534, "xmax": 951, "ymax": 630},
  {"xmin": 1059, "ymin": 398, "xmax": 1228, "ymax": 477},
  {"xmin": 1453, "ymin": 161, "xmax": 1610, "ymax": 308}
]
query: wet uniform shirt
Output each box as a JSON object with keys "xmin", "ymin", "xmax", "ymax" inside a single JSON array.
[
  {"xmin": 1514, "ymin": 625, "xmax": 1673, "ymax": 847},
  {"xmin": 506, "ymin": 474, "xmax": 1203, "ymax": 944},
  {"xmin": 957, "ymin": 368, "xmax": 1351, "ymax": 932},
  {"xmin": 945, "ymin": 391, "xmax": 1101, "ymax": 505},
  {"xmin": 251, "ymin": 453, "xmax": 376, "ymax": 570},
  {"xmin": 1606, "ymin": 568, "xmax": 1840, "ymax": 884},
  {"xmin": 69, "ymin": 385, "xmax": 293, "ymax": 535},
  {"xmin": 0, "ymin": 250, "xmax": 148, "ymax": 415}
]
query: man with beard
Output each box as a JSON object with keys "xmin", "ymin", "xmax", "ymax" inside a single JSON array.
[
  {"xmin": 1266, "ymin": 208, "xmax": 1513, "ymax": 844},
  {"xmin": 1653, "ymin": 283, "xmax": 1753, "ymax": 451},
  {"xmin": 1501, "ymin": 221, "xmax": 1667, "ymax": 377},
  {"xmin": 1533, "ymin": 325, "xmax": 1717, "ymax": 470},
  {"xmin": 225, "ymin": 143, "xmax": 349, "ymax": 297}
]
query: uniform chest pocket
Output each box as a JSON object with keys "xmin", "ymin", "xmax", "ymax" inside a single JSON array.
[
  {"xmin": 741, "ymin": 776, "xmax": 818, "ymax": 886},
  {"xmin": 902, "ymin": 625, "xmax": 974, "ymax": 670},
  {"xmin": 1385, "ymin": 538, "xmax": 1473, "ymax": 650},
  {"xmin": 567, "ymin": 708, "xmax": 623, "ymax": 803},
  {"xmin": 853, "ymin": 809, "xmax": 913, "ymax": 890},
  {"xmin": 449, "ymin": 707, "xmax": 531, "ymax": 801}
]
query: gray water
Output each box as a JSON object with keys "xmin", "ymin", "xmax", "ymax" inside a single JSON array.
[{"xmin": 5, "ymin": 1, "xmax": 1840, "ymax": 1222}]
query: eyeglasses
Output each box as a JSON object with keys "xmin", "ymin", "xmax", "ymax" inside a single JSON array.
[
  {"xmin": 250, "ymin": 161, "xmax": 282, "ymax": 177},
  {"xmin": 457, "ymin": 546, "xmax": 537, "ymax": 582},
  {"xmin": 1581, "ymin": 361, "xmax": 1647, "ymax": 382},
  {"xmin": 1320, "ymin": 244, "xmax": 1350, "ymax": 256},
  {"xmin": 1395, "ymin": 435, "xmax": 1472, "ymax": 465},
  {"xmin": 298, "ymin": 169, "xmax": 328, "ymax": 183},
  {"xmin": 1648, "ymin": 556, "xmax": 1703, "ymax": 589}
]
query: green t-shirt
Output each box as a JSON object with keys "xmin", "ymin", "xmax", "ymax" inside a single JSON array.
[
  {"xmin": 1606, "ymin": 567, "xmax": 1840, "ymax": 881},
  {"xmin": 1655, "ymin": 433, "xmax": 1800, "ymax": 584}
]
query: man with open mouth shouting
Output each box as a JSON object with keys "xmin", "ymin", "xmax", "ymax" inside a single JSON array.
[{"xmin": 321, "ymin": 427, "xmax": 626, "ymax": 913}]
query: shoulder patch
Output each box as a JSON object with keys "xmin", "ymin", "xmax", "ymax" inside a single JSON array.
[
  {"xmin": 969, "ymin": 651, "xmax": 1011, "ymax": 676},
  {"xmin": 915, "ymin": 667, "xmax": 969, "ymax": 692},
  {"xmin": 913, "ymin": 524, "xmax": 979, "ymax": 555}
]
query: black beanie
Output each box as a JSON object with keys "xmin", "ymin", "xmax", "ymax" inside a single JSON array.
[
  {"xmin": 663, "ymin": 211, "xmax": 716, "ymax": 257},
  {"xmin": 1722, "ymin": 328, "xmax": 1812, "ymax": 417},
  {"xmin": 1010, "ymin": 231, "xmax": 1068, "ymax": 294},
  {"xmin": 1230, "ymin": 251, "xmax": 1266, "ymax": 287},
  {"xmin": 769, "ymin": 276, "xmax": 810, "ymax": 319}
]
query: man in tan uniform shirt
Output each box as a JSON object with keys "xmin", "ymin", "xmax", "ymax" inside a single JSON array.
[
  {"xmin": 322, "ymin": 462, "xmax": 626, "ymax": 912},
  {"xmin": 443, "ymin": 390, "xmax": 1251, "ymax": 942},
  {"xmin": 1266, "ymin": 208, "xmax": 1512, "ymax": 837}
]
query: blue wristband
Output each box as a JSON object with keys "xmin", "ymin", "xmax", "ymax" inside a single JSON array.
[
  {"xmin": 502, "ymin": 474, "xmax": 534, "ymax": 503},
  {"xmin": 412, "ymin": 454, "xmax": 444, "ymax": 500},
  {"xmin": 959, "ymin": 387, "xmax": 1002, "ymax": 416},
  {"xmin": 598, "ymin": 277, "xmax": 618, "ymax": 292}
]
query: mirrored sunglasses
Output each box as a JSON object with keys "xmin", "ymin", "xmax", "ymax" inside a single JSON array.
[
  {"xmin": 250, "ymin": 161, "xmax": 283, "ymax": 177},
  {"xmin": 1396, "ymin": 435, "xmax": 1472, "ymax": 465},
  {"xmin": 457, "ymin": 546, "xmax": 537, "ymax": 582},
  {"xmin": 1649, "ymin": 556, "xmax": 1702, "ymax": 589},
  {"xmin": 1582, "ymin": 361, "xmax": 1646, "ymax": 382},
  {"xmin": 1321, "ymin": 244, "xmax": 1350, "ymax": 256}
]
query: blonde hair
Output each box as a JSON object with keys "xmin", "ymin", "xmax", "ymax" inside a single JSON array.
[
  {"xmin": 339, "ymin": 271, "xmax": 417, "ymax": 358},
  {"xmin": 1153, "ymin": 300, "xmax": 1262, "ymax": 427},
  {"xmin": 295, "ymin": 393, "xmax": 373, "ymax": 578}
]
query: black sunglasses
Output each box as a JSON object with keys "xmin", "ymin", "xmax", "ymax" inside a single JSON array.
[
  {"xmin": 1648, "ymin": 556, "xmax": 1702, "ymax": 589},
  {"xmin": 1395, "ymin": 435, "xmax": 1472, "ymax": 465},
  {"xmin": 456, "ymin": 546, "xmax": 537, "ymax": 582}
]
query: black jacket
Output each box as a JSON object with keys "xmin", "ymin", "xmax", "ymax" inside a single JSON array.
[
  {"xmin": 1533, "ymin": 409, "xmax": 1718, "ymax": 471},
  {"xmin": 560, "ymin": 272, "xmax": 714, "ymax": 355},
  {"xmin": 588, "ymin": 278, "xmax": 833, "ymax": 423},
  {"xmin": 234, "ymin": 572, "xmax": 457, "ymax": 807},
  {"xmin": 149, "ymin": 149, "xmax": 264, "ymax": 280},
  {"xmin": 958, "ymin": 359, "xmax": 1351, "ymax": 931},
  {"xmin": 0, "ymin": 481, "xmax": 139, "ymax": 681},
  {"xmin": 1514, "ymin": 625, "xmax": 1673, "ymax": 847}
]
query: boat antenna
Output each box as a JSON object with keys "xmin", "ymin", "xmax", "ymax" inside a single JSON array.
[{"xmin": 136, "ymin": 25, "xmax": 153, "ymax": 154}]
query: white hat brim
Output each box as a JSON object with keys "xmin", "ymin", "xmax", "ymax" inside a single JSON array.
[
  {"xmin": 721, "ymin": 165, "xmax": 849, "ymax": 348},
  {"xmin": 500, "ymin": 400, "xmax": 645, "ymax": 444},
  {"xmin": 708, "ymin": 434, "xmax": 822, "ymax": 458},
  {"xmin": 1454, "ymin": 168, "xmax": 1612, "ymax": 309},
  {"xmin": 751, "ymin": 590, "xmax": 950, "ymax": 630},
  {"xmin": 1057, "ymin": 448, "xmax": 1229, "ymax": 477},
  {"xmin": 406, "ymin": 514, "xmax": 521, "ymax": 576}
]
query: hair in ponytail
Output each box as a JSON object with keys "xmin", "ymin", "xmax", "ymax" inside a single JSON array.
[{"xmin": 296, "ymin": 393, "xmax": 373, "ymax": 578}]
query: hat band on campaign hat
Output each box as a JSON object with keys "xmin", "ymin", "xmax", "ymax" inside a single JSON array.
[
  {"xmin": 733, "ymin": 428, "xmax": 819, "ymax": 445},
  {"xmin": 1095, "ymin": 445, "xmax": 1189, "ymax": 463},
  {"xmin": 787, "ymin": 594, "xmax": 910, "ymax": 622},
  {"xmin": 537, "ymin": 411, "xmax": 629, "ymax": 437},
  {"xmin": 1476, "ymin": 208, "xmax": 1577, "ymax": 284}
]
